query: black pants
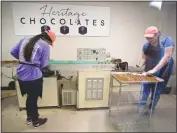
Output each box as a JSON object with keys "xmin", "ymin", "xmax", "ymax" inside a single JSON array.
[{"xmin": 18, "ymin": 78, "xmax": 43, "ymax": 122}]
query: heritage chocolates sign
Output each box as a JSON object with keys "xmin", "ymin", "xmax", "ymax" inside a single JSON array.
[{"xmin": 12, "ymin": 3, "xmax": 110, "ymax": 36}]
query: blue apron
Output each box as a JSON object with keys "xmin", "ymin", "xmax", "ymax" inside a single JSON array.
[
  {"xmin": 140, "ymin": 36, "xmax": 174, "ymax": 109},
  {"xmin": 144, "ymin": 37, "xmax": 174, "ymax": 88}
]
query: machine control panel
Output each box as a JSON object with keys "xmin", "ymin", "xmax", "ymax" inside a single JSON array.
[{"xmin": 77, "ymin": 48, "xmax": 106, "ymax": 61}]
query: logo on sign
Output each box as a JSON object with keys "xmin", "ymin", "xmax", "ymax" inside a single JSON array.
[{"xmin": 19, "ymin": 5, "xmax": 105, "ymax": 35}]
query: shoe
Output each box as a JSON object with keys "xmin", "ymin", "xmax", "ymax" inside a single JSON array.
[
  {"xmin": 32, "ymin": 118, "xmax": 48, "ymax": 128},
  {"xmin": 143, "ymin": 109, "xmax": 155, "ymax": 117},
  {"xmin": 26, "ymin": 114, "xmax": 39, "ymax": 125},
  {"xmin": 26, "ymin": 117, "xmax": 32, "ymax": 125}
]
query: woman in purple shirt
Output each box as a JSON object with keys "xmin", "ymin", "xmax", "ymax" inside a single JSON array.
[{"xmin": 11, "ymin": 30, "xmax": 56, "ymax": 127}]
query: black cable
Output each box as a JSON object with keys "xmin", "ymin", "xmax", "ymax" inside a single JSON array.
[
  {"xmin": 61, "ymin": 76, "xmax": 73, "ymax": 81},
  {"xmin": 1, "ymin": 72, "xmax": 13, "ymax": 79},
  {"xmin": 57, "ymin": 72, "xmax": 73, "ymax": 81},
  {"xmin": 1, "ymin": 66, "xmax": 16, "ymax": 80}
]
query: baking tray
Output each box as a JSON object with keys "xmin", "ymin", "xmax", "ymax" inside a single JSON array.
[{"xmin": 111, "ymin": 72, "xmax": 164, "ymax": 84}]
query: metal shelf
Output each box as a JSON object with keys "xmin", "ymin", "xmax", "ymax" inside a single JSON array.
[
  {"xmin": 110, "ymin": 110, "xmax": 149, "ymax": 132},
  {"xmin": 109, "ymin": 73, "xmax": 175, "ymax": 132},
  {"xmin": 110, "ymin": 110, "xmax": 149, "ymax": 124},
  {"xmin": 109, "ymin": 83, "xmax": 150, "ymax": 131},
  {"xmin": 110, "ymin": 91, "xmax": 155, "ymax": 107},
  {"xmin": 110, "ymin": 91, "xmax": 140, "ymax": 105},
  {"xmin": 109, "ymin": 90, "xmax": 150, "ymax": 131}
]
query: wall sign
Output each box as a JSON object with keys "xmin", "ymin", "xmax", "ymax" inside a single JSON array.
[{"xmin": 12, "ymin": 3, "xmax": 110, "ymax": 36}]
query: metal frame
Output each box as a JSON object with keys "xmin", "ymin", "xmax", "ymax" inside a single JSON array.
[{"xmin": 108, "ymin": 73, "xmax": 162, "ymax": 131}]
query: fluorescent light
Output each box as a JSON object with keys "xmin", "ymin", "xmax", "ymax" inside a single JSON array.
[{"xmin": 149, "ymin": 1, "xmax": 162, "ymax": 10}]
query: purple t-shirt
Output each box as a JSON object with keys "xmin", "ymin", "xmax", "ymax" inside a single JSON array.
[{"xmin": 11, "ymin": 37, "xmax": 50, "ymax": 81}]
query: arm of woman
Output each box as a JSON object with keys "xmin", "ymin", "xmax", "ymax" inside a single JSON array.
[
  {"xmin": 145, "ymin": 37, "xmax": 175, "ymax": 75},
  {"xmin": 11, "ymin": 39, "xmax": 24, "ymax": 59},
  {"xmin": 137, "ymin": 42, "xmax": 149, "ymax": 68},
  {"xmin": 138, "ymin": 52, "xmax": 146, "ymax": 68},
  {"xmin": 40, "ymin": 45, "xmax": 50, "ymax": 68},
  {"xmin": 152, "ymin": 46, "xmax": 174, "ymax": 73}
]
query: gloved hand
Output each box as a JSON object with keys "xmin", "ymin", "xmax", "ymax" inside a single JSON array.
[{"xmin": 142, "ymin": 69, "xmax": 156, "ymax": 76}]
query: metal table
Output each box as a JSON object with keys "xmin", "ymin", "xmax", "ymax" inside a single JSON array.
[{"xmin": 108, "ymin": 72, "xmax": 164, "ymax": 131}]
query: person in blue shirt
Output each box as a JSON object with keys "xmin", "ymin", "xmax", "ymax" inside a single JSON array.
[{"xmin": 137, "ymin": 26, "xmax": 175, "ymax": 116}]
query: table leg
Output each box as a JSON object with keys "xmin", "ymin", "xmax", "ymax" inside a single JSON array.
[
  {"xmin": 116, "ymin": 83, "xmax": 122, "ymax": 118},
  {"xmin": 109, "ymin": 75, "xmax": 113, "ymax": 116},
  {"xmin": 137, "ymin": 83, "xmax": 143, "ymax": 113},
  {"xmin": 150, "ymin": 83, "xmax": 158, "ymax": 118}
]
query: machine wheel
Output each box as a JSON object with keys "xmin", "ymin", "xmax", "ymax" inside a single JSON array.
[{"xmin": 8, "ymin": 81, "xmax": 16, "ymax": 90}]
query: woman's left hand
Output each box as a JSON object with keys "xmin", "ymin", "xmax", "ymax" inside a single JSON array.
[{"xmin": 142, "ymin": 69, "xmax": 157, "ymax": 76}]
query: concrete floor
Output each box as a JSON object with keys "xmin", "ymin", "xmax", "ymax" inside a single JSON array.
[{"xmin": 2, "ymin": 94, "xmax": 176, "ymax": 132}]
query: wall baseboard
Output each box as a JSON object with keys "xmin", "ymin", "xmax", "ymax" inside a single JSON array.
[{"xmin": 1, "ymin": 87, "xmax": 10, "ymax": 90}]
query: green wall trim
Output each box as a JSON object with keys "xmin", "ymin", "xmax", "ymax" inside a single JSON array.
[{"xmin": 49, "ymin": 60, "xmax": 112, "ymax": 64}]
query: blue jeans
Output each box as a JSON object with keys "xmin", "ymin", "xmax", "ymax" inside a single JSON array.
[
  {"xmin": 140, "ymin": 60, "xmax": 173, "ymax": 110},
  {"xmin": 139, "ymin": 83, "xmax": 161, "ymax": 110}
]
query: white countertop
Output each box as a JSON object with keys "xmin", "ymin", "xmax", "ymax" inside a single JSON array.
[{"xmin": 77, "ymin": 69, "xmax": 113, "ymax": 72}]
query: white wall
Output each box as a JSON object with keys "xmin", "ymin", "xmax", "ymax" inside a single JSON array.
[
  {"xmin": 161, "ymin": 2, "xmax": 176, "ymax": 74},
  {"xmin": 1, "ymin": 2, "xmax": 176, "ymax": 87},
  {"xmin": 3, "ymin": 2, "xmax": 176, "ymax": 64}
]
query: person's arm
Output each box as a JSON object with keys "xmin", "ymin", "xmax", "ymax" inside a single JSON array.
[
  {"xmin": 152, "ymin": 46, "xmax": 174, "ymax": 73},
  {"xmin": 40, "ymin": 45, "xmax": 50, "ymax": 68},
  {"xmin": 138, "ymin": 52, "xmax": 146, "ymax": 68},
  {"xmin": 137, "ymin": 42, "xmax": 149, "ymax": 68},
  {"xmin": 146, "ymin": 37, "xmax": 175, "ymax": 75},
  {"xmin": 10, "ymin": 39, "xmax": 23, "ymax": 59}
]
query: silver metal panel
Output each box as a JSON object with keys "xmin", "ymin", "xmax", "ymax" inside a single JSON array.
[
  {"xmin": 87, "ymin": 80, "xmax": 92, "ymax": 89},
  {"xmin": 98, "ymin": 79, "xmax": 103, "ymax": 89},
  {"xmin": 86, "ymin": 90, "xmax": 92, "ymax": 100},
  {"xmin": 92, "ymin": 89, "xmax": 98, "ymax": 99},
  {"xmin": 85, "ymin": 78, "xmax": 104, "ymax": 100},
  {"xmin": 92, "ymin": 80, "xmax": 98, "ymax": 89},
  {"xmin": 98, "ymin": 89, "xmax": 103, "ymax": 100}
]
